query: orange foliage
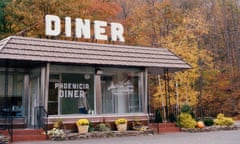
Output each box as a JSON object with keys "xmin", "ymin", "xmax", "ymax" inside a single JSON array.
[{"xmin": 2, "ymin": 0, "xmax": 240, "ymax": 117}]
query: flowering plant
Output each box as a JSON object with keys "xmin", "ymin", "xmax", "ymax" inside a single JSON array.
[
  {"xmin": 0, "ymin": 135, "xmax": 9, "ymax": 143},
  {"xmin": 76, "ymin": 119, "xmax": 89, "ymax": 126},
  {"xmin": 115, "ymin": 118, "xmax": 127, "ymax": 125},
  {"xmin": 53, "ymin": 119, "xmax": 64, "ymax": 129},
  {"xmin": 47, "ymin": 128, "xmax": 65, "ymax": 139}
]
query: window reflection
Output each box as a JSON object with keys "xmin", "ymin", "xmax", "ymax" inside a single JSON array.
[{"xmin": 101, "ymin": 68, "xmax": 143, "ymax": 114}]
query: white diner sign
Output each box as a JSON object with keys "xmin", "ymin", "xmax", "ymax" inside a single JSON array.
[
  {"xmin": 45, "ymin": 15, "xmax": 125, "ymax": 42},
  {"xmin": 55, "ymin": 82, "xmax": 89, "ymax": 98}
]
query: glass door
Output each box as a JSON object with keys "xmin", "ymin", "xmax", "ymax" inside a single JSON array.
[{"xmin": 27, "ymin": 69, "xmax": 41, "ymax": 128}]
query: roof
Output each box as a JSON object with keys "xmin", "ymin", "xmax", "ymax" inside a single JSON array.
[{"xmin": 0, "ymin": 36, "xmax": 191, "ymax": 73}]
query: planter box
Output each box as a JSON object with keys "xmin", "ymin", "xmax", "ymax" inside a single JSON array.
[
  {"xmin": 117, "ymin": 124, "xmax": 127, "ymax": 132},
  {"xmin": 77, "ymin": 125, "xmax": 89, "ymax": 134},
  {"xmin": 149, "ymin": 123, "xmax": 180, "ymax": 133}
]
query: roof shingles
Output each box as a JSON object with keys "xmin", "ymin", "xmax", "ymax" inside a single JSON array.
[{"xmin": 0, "ymin": 36, "xmax": 191, "ymax": 72}]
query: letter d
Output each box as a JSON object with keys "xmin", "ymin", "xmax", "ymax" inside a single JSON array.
[
  {"xmin": 45, "ymin": 15, "xmax": 61, "ymax": 36},
  {"xmin": 58, "ymin": 89, "xmax": 64, "ymax": 98}
]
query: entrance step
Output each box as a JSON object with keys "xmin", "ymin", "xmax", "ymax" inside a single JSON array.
[
  {"xmin": 149, "ymin": 123, "xmax": 180, "ymax": 134},
  {"xmin": 0, "ymin": 129, "xmax": 47, "ymax": 142}
]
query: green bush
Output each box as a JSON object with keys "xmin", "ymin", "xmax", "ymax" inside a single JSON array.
[
  {"xmin": 88, "ymin": 122, "xmax": 95, "ymax": 132},
  {"xmin": 95, "ymin": 123, "xmax": 111, "ymax": 131},
  {"xmin": 179, "ymin": 113, "xmax": 197, "ymax": 128},
  {"xmin": 154, "ymin": 109, "xmax": 163, "ymax": 123},
  {"xmin": 181, "ymin": 104, "xmax": 192, "ymax": 113},
  {"xmin": 180, "ymin": 104, "xmax": 195, "ymax": 118},
  {"xmin": 203, "ymin": 117, "xmax": 214, "ymax": 126},
  {"xmin": 214, "ymin": 113, "xmax": 234, "ymax": 126},
  {"xmin": 169, "ymin": 113, "xmax": 176, "ymax": 122}
]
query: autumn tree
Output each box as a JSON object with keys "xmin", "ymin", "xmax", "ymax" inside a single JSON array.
[
  {"xmin": 152, "ymin": 0, "xmax": 240, "ymax": 117},
  {"xmin": 4, "ymin": 0, "xmax": 121, "ymax": 43},
  {"xmin": 197, "ymin": 0, "xmax": 240, "ymax": 116},
  {"xmin": 113, "ymin": 0, "xmax": 144, "ymax": 44},
  {"xmin": 0, "ymin": 0, "xmax": 12, "ymax": 39},
  {"xmin": 125, "ymin": 0, "xmax": 213, "ymax": 117},
  {"xmin": 1, "ymin": 0, "xmax": 240, "ymax": 117}
]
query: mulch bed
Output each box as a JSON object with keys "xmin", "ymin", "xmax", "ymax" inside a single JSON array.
[
  {"xmin": 49, "ymin": 130, "xmax": 154, "ymax": 141},
  {"xmin": 181, "ymin": 125, "xmax": 238, "ymax": 133}
]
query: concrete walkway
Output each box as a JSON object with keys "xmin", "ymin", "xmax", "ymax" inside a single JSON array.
[{"xmin": 14, "ymin": 126, "xmax": 240, "ymax": 144}]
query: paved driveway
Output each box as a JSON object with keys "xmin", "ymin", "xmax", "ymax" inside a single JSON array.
[{"xmin": 15, "ymin": 127, "xmax": 240, "ymax": 144}]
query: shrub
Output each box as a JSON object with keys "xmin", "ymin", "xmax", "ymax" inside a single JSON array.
[
  {"xmin": 179, "ymin": 113, "xmax": 197, "ymax": 128},
  {"xmin": 88, "ymin": 121, "xmax": 95, "ymax": 132},
  {"xmin": 96, "ymin": 123, "xmax": 111, "ymax": 131},
  {"xmin": 53, "ymin": 119, "xmax": 64, "ymax": 129},
  {"xmin": 169, "ymin": 113, "xmax": 176, "ymax": 122},
  {"xmin": 181, "ymin": 104, "xmax": 192, "ymax": 114},
  {"xmin": 154, "ymin": 109, "xmax": 163, "ymax": 123},
  {"xmin": 203, "ymin": 117, "xmax": 214, "ymax": 126},
  {"xmin": 214, "ymin": 113, "xmax": 234, "ymax": 126},
  {"xmin": 181, "ymin": 104, "xmax": 195, "ymax": 118}
]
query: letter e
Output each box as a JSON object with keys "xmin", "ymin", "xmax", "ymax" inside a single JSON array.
[{"xmin": 94, "ymin": 20, "xmax": 107, "ymax": 41}]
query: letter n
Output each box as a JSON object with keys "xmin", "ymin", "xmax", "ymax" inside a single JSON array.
[{"xmin": 75, "ymin": 18, "xmax": 91, "ymax": 39}]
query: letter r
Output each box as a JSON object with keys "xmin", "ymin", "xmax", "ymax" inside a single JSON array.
[{"xmin": 111, "ymin": 22, "xmax": 125, "ymax": 42}]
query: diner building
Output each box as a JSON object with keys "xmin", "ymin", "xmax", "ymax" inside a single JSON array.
[{"xmin": 0, "ymin": 36, "xmax": 191, "ymax": 130}]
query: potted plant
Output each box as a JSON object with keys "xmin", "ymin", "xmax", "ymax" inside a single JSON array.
[
  {"xmin": 115, "ymin": 118, "xmax": 128, "ymax": 132},
  {"xmin": 76, "ymin": 119, "xmax": 89, "ymax": 134}
]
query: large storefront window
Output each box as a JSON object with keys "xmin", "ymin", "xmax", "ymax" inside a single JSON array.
[
  {"xmin": 101, "ymin": 68, "xmax": 144, "ymax": 114},
  {"xmin": 0, "ymin": 70, "xmax": 24, "ymax": 118},
  {"xmin": 48, "ymin": 65, "xmax": 94, "ymax": 115},
  {"xmin": 48, "ymin": 65, "xmax": 145, "ymax": 115}
]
